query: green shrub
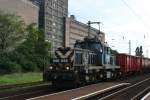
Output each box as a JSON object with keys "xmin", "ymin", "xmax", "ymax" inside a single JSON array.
[
  {"xmin": 7, "ymin": 62, "xmax": 22, "ymax": 73},
  {"xmin": 21, "ymin": 60, "xmax": 39, "ymax": 72},
  {"xmin": 0, "ymin": 61, "xmax": 21, "ymax": 74}
]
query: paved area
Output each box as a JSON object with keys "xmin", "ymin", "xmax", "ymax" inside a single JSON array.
[
  {"xmin": 142, "ymin": 92, "xmax": 150, "ymax": 100},
  {"xmin": 29, "ymin": 82, "xmax": 124, "ymax": 100}
]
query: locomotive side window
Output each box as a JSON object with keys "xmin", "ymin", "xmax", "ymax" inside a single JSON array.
[
  {"xmin": 106, "ymin": 47, "xmax": 110, "ymax": 54},
  {"xmin": 92, "ymin": 54, "xmax": 96, "ymax": 64},
  {"xmin": 88, "ymin": 54, "xmax": 90, "ymax": 64},
  {"xmin": 89, "ymin": 54, "xmax": 92, "ymax": 64},
  {"xmin": 104, "ymin": 47, "xmax": 107, "ymax": 54},
  {"xmin": 75, "ymin": 52, "xmax": 83, "ymax": 65},
  {"xmin": 88, "ymin": 53, "xmax": 96, "ymax": 65},
  {"xmin": 91, "ymin": 55, "xmax": 93, "ymax": 64},
  {"xmin": 89, "ymin": 43, "xmax": 102, "ymax": 51}
]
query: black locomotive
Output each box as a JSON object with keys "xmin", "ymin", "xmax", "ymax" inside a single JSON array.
[{"xmin": 43, "ymin": 36, "xmax": 120, "ymax": 87}]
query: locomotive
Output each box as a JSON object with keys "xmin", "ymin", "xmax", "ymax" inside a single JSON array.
[
  {"xmin": 43, "ymin": 36, "xmax": 150, "ymax": 87},
  {"xmin": 43, "ymin": 36, "xmax": 121, "ymax": 87}
]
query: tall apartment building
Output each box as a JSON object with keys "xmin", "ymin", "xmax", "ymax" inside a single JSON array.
[
  {"xmin": 29, "ymin": 0, "xmax": 41, "ymax": 6},
  {"xmin": 39, "ymin": 0, "xmax": 68, "ymax": 50},
  {"xmin": 65, "ymin": 15, "xmax": 105, "ymax": 48},
  {"xmin": 0, "ymin": 0, "xmax": 39, "ymax": 25},
  {"xmin": 38, "ymin": 0, "xmax": 105, "ymax": 51}
]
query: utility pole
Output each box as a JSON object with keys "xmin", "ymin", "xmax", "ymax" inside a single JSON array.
[
  {"xmin": 129, "ymin": 40, "xmax": 131, "ymax": 55},
  {"xmin": 146, "ymin": 50, "xmax": 149, "ymax": 57}
]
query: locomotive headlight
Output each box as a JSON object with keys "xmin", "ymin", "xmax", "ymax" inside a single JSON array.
[
  {"xmin": 66, "ymin": 67, "xmax": 70, "ymax": 70},
  {"xmin": 49, "ymin": 66, "xmax": 53, "ymax": 70},
  {"xmin": 100, "ymin": 48, "xmax": 103, "ymax": 52}
]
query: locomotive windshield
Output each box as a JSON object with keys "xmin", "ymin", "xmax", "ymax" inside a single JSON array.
[
  {"xmin": 89, "ymin": 43, "xmax": 102, "ymax": 51},
  {"xmin": 75, "ymin": 40, "xmax": 103, "ymax": 52}
]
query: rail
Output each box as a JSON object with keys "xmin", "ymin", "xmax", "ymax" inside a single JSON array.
[{"xmin": 72, "ymin": 83, "xmax": 130, "ymax": 100}]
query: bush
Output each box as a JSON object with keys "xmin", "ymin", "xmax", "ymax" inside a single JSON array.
[
  {"xmin": 21, "ymin": 60, "xmax": 39, "ymax": 72},
  {"xmin": 0, "ymin": 61, "xmax": 21, "ymax": 74},
  {"xmin": 7, "ymin": 62, "xmax": 22, "ymax": 73},
  {"xmin": 36, "ymin": 56, "xmax": 50, "ymax": 71},
  {"xmin": 0, "ymin": 22, "xmax": 50, "ymax": 73}
]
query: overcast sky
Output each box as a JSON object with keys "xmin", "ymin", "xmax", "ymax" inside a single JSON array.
[{"xmin": 69, "ymin": 0, "xmax": 150, "ymax": 57}]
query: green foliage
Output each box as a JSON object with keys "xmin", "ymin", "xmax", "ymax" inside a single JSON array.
[
  {"xmin": 0, "ymin": 72, "xmax": 42, "ymax": 84},
  {"xmin": 0, "ymin": 11, "xmax": 51, "ymax": 74},
  {"xmin": 140, "ymin": 46, "xmax": 143, "ymax": 54},
  {"xmin": 135, "ymin": 46, "xmax": 143, "ymax": 57},
  {"xmin": 16, "ymin": 24, "xmax": 50, "ymax": 72},
  {"xmin": 0, "ymin": 10, "xmax": 26, "ymax": 53},
  {"xmin": 0, "ymin": 53, "xmax": 21, "ymax": 74}
]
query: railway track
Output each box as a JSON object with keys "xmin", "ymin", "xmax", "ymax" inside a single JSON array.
[
  {"xmin": 0, "ymin": 74, "xmax": 150, "ymax": 100},
  {"xmin": 132, "ymin": 86, "xmax": 150, "ymax": 100},
  {"xmin": 0, "ymin": 81, "xmax": 44, "ymax": 91},
  {"xmin": 0, "ymin": 82, "xmax": 58, "ymax": 100},
  {"xmin": 83, "ymin": 77, "xmax": 150, "ymax": 100},
  {"xmin": 28, "ymin": 74, "xmax": 150, "ymax": 100}
]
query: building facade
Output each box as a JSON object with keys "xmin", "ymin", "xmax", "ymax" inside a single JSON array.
[
  {"xmin": 65, "ymin": 16, "xmax": 105, "ymax": 48},
  {"xmin": 29, "ymin": 0, "xmax": 42, "ymax": 6},
  {"xmin": 39, "ymin": 0, "xmax": 68, "ymax": 50},
  {"xmin": 0, "ymin": 0, "xmax": 39, "ymax": 25}
]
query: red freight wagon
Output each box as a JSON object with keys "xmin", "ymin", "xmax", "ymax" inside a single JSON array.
[
  {"xmin": 142, "ymin": 58, "xmax": 146, "ymax": 69},
  {"xmin": 130, "ymin": 56, "xmax": 135, "ymax": 72},
  {"xmin": 116, "ymin": 53, "xmax": 131, "ymax": 74},
  {"xmin": 116, "ymin": 54, "xmax": 142, "ymax": 74},
  {"xmin": 138, "ymin": 57, "xmax": 141, "ymax": 71},
  {"xmin": 135, "ymin": 56, "xmax": 141, "ymax": 72},
  {"xmin": 142, "ymin": 58, "xmax": 148, "ymax": 70},
  {"xmin": 133, "ymin": 56, "xmax": 139, "ymax": 72},
  {"xmin": 141, "ymin": 57, "xmax": 144, "ymax": 69},
  {"xmin": 142, "ymin": 58, "xmax": 150, "ymax": 71},
  {"xmin": 130, "ymin": 55, "xmax": 139, "ymax": 72},
  {"xmin": 145, "ymin": 58, "xmax": 150, "ymax": 68},
  {"xmin": 148, "ymin": 58, "xmax": 150, "ymax": 69}
]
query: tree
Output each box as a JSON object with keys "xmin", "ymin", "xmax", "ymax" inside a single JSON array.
[
  {"xmin": 35, "ymin": 29, "xmax": 51, "ymax": 70},
  {"xmin": 135, "ymin": 46, "xmax": 143, "ymax": 56},
  {"xmin": 15, "ymin": 24, "xmax": 50, "ymax": 71},
  {"xmin": 0, "ymin": 11, "xmax": 26, "ymax": 73},
  {"xmin": 0, "ymin": 11, "xmax": 51, "ymax": 73},
  {"xmin": 139, "ymin": 46, "xmax": 143, "ymax": 55},
  {"xmin": 135, "ymin": 47, "xmax": 140, "ymax": 56},
  {"xmin": 0, "ymin": 11, "xmax": 26, "ymax": 53}
]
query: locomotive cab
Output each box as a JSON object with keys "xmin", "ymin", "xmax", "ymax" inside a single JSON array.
[
  {"xmin": 75, "ymin": 37, "xmax": 103, "ymax": 66},
  {"xmin": 43, "ymin": 47, "xmax": 76, "ymax": 86},
  {"xmin": 74, "ymin": 37, "xmax": 112, "ymax": 66}
]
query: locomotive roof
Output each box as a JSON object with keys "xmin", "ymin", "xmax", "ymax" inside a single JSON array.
[
  {"xmin": 118, "ymin": 53, "xmax": 145, "ymax": 58},
  {"xmin": 75, "ymin": 37, "xmax": 109, "ymax": 47}
]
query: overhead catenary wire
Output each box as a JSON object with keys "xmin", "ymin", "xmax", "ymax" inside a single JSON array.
[
  {"xmin": 69, "ymin": 11, "xmax": 133, "ymax": 45},
  {"xmin": 69, "ymin": 2, "xmax": 148, "ymax": 49},
  {"xmin": 121, "ymin": 0, "xmax": 150, "ymax": 34}
]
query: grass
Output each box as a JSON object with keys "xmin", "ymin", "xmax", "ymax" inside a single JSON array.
[{"xmin": 0, "ymin": 72, "xmax": 43, "ymax": 85}]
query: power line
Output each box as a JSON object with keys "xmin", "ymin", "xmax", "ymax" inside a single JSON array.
[
  {"xmin": 121, "ymin": 0, "xmax": 150, "ymax": 33},
  {"xmin": 120, "ymin": 0, "xmax": 150, "ymax": 55},
  {"xmin": 69, "ymin": 13, "xmax": 131, "ymax": 44},
  {"xmin": 69, "ymin": 6, "xmax": 146, "ymax": 48}
]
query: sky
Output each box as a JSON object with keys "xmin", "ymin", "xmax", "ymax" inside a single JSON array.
[{"xmin": 68, "ymin": 0, "xmax": 150, "ymax": 57}]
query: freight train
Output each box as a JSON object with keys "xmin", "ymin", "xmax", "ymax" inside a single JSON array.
[{"xmin": 43, "ymin": 36, "xmax": 150, "ymax": 87}]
